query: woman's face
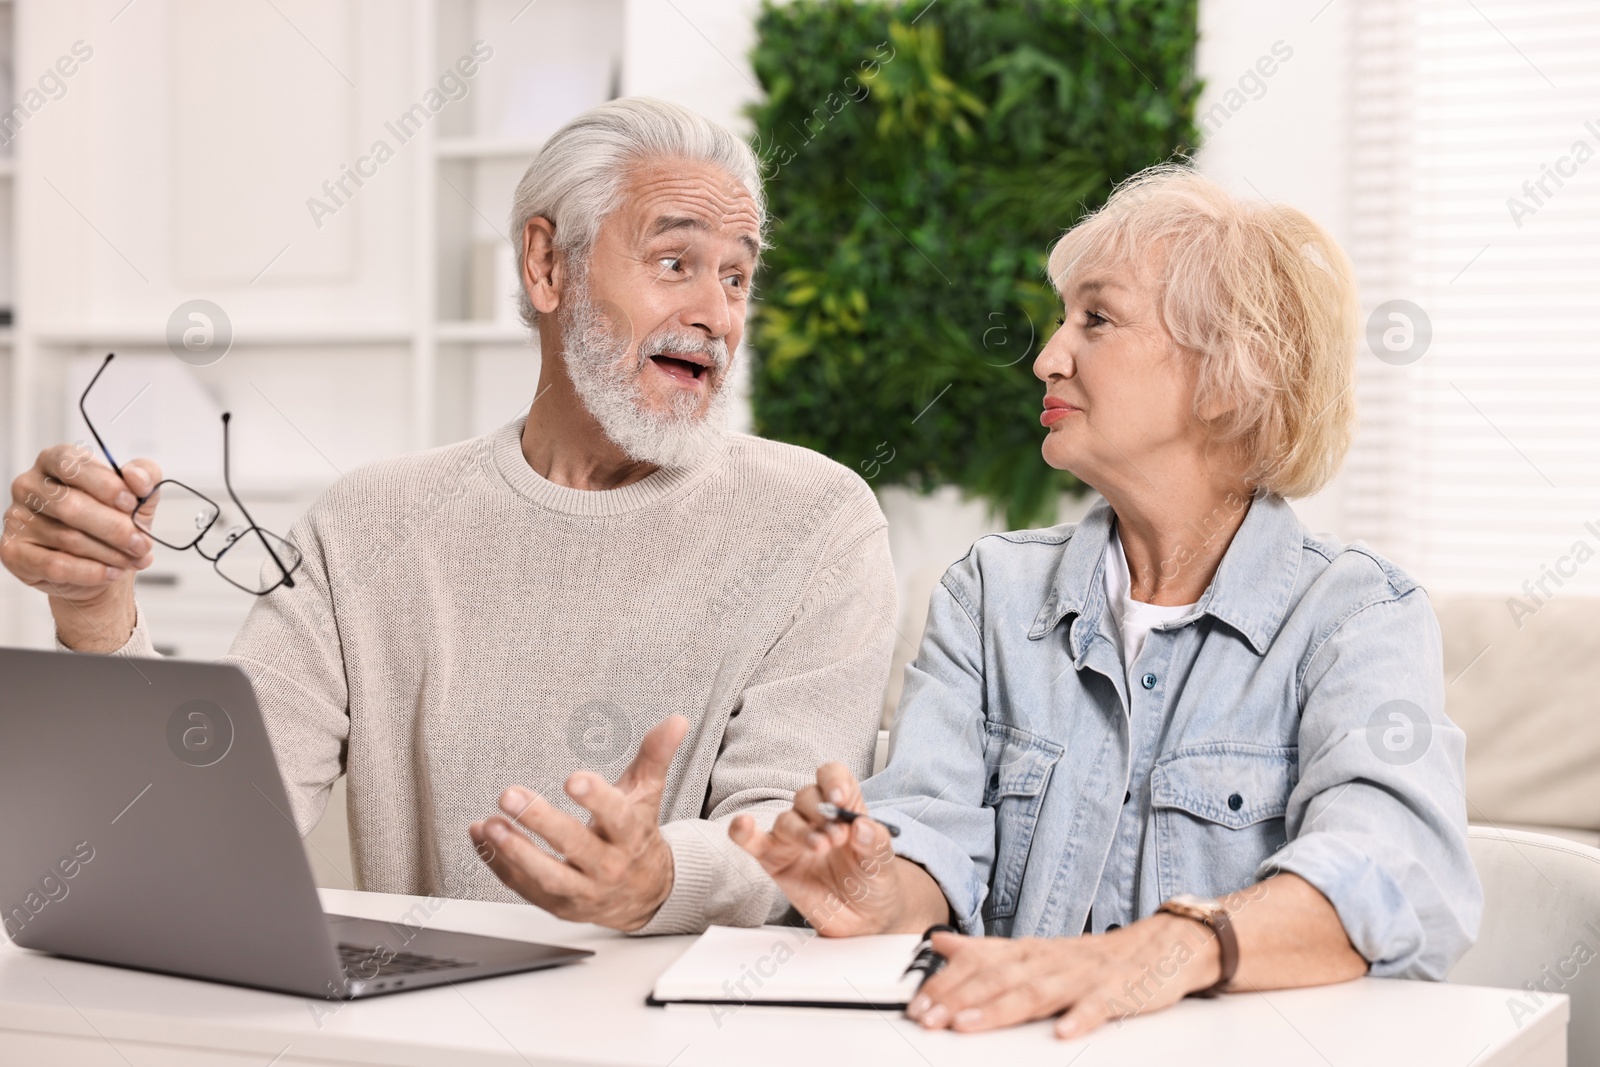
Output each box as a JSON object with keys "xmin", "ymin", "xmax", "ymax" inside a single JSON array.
[{"xmin": 1032, "ymin": 258, "xmax": 1209, "ymax": 496}]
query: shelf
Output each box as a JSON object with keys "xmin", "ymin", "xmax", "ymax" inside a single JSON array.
[
  {"xmin": 434, "ymin": 137, "xmax": 544, "ymax": 162},
  {"xmin": 434, "ymin": 321, "xmax": 530, "ymax": 344},
  {"xmin": 31, "ymin": 326, "xmax": 416, "ymax": 348}
]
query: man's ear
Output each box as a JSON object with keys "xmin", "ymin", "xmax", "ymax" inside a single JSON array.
[{"xmin": 521, "ymin": 217, "xmax": 563, "ymax": 316}]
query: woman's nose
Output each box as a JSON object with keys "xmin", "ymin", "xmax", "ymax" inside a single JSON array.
[{"xmin": 1034, "ymin": 329, "xmax": 1075, "ymax": 381}]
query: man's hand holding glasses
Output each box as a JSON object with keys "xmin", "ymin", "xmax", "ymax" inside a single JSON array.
[
  {"xmin": 2, "ymin": 439, "xmax": 160, "ymax": 652},
  {"xmin": 0, "ymin": 353, "xmax": 303, "ymax": 654}
]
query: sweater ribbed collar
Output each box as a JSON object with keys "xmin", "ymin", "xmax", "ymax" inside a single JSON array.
[{"xmin": 489, "ymin": 414, "xmax": 729, "ymax": 516}]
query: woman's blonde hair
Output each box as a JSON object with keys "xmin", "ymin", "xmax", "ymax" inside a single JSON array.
[{"xmin": 1046, "ymin": 163, "xmax": 1359, "ymax": 499}]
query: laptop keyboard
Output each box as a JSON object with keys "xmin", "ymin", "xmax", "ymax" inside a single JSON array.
[{"xmin": 338, "ymin": 942, "xmax": 477, "ymax": 977}]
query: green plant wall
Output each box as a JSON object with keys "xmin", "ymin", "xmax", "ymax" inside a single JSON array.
[{"xmin": 747, "ymin": 0, "xmax": 1200, "ymax": 528}]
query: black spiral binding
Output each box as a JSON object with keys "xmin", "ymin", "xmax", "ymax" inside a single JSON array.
[{"xmin": 901, "ymin": 923, "xmax": 958, "ymax": 984}]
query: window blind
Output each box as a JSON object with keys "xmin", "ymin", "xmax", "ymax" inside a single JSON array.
[{"xmin": 1346, "ymin": 0, "xmax": 1600, "ymax": 599}]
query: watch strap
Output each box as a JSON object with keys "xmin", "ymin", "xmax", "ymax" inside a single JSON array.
[
  {"xmin": 1158, "ymin": 898, "xmax": 1239, "ymax": 997},
  {"xmin": 1192, "ymin": 906, "xmax": 1238, "ymax": 997}
]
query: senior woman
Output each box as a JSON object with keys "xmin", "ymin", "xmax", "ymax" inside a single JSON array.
[{"xmin": 729, "ymin": 165, "xmax": 1481, "ymax": 1038}]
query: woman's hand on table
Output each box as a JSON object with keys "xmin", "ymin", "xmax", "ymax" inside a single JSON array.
[
  {"xmin": 729, "ymin": 761, "xmax": 946, "ymax": 936},
  {"xmin": 908, "ymin": 914, "xmax": 1222, "ymax": 1039}
]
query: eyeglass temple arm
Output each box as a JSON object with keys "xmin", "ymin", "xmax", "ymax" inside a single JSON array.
[
  {"xmin": 220, "ymin": 412, "xmax": 296, "ymax": 589},
  {"xmin": 80, "ymin": 353, "xmax": 124, "ymax": 477}
]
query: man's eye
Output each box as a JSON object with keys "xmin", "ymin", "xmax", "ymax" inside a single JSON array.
[
  {"xmin": 658, "ymin": 257, "xmax": 684, "ymax": 273},
  {"xmin": 722, "ymin": 273, "xmax": 745, "ymax": 290}
]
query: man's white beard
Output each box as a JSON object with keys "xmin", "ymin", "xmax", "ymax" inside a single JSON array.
[{"xmin": 558, "ymin": 276, "xmax": 732, "ymax": 470}]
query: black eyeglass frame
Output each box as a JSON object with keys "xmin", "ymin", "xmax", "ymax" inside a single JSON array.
[{"xmin": 79, "ymin": 352, "xmax": 301, "ymax": 596}]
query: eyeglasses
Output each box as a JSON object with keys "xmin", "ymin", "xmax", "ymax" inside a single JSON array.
[{"xmin": 80, "ymin": 353, "xmax": 302, "ymax": 596}]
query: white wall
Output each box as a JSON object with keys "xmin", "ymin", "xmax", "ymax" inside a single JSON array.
[{"xmin": 623, "ymin": 0, "xmax": 761, "ymax": 137}]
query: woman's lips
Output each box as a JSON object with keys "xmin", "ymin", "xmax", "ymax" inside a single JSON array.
[{"xmin": 1040, "ymin": 398, "xmax": 1080, "ymax": 427}]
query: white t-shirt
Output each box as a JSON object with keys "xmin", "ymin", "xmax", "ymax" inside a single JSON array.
[{"xmin": 1103, "ymin": 525, "xmax": 1196, "ymax": 699}]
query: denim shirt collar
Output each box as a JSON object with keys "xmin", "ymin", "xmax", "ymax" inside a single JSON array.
[{"xmin": 1027, "ymin": 492, "xmax": 1303, "ymax": 658}]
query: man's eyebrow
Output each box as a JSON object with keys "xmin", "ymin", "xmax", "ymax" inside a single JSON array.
[
  {"xmin": 647, "ymin": 214, "xmax": 710, "ymax": 241},
  {"xmin": 646, "ymin": 214, "xmax": 760, "ymax": 263}
]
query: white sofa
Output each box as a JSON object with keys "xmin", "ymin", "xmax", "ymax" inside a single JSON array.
[{"xmin": 1433, "ymin": 594, "xmax": 1600, "ymax": 847}]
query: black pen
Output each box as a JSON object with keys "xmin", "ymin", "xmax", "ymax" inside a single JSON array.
[{"xmin": 816, "ymin": 801, "xmax": 901, "ymax": 837}]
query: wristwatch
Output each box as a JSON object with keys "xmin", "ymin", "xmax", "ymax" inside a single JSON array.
[{"xmin": 1157, "ymin": 894, "xmax": 1238, "ymax": 997}]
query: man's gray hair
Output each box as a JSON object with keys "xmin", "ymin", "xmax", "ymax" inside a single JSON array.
[{"xmin": 509, "ymin": 97, "xmax": 767, "ymax": 328}]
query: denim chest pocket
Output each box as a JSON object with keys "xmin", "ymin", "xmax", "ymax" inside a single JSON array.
[
  {"xmin": 1149, "ymin": 745, "xmax": 1298, "ymax": 901},
  {"xmin": 980, "ymin": 722, "xmax": 1064, "ymax": 921}
]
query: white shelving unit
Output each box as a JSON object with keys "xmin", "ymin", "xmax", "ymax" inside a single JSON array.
[
  {"xmin": 0, "ymin": 0, "xmax": 760, "ymax": 654},
  {"xmin": 0, "ymin": 0, "xmax": 14, "ymax": 492},
  {"xmin": 0, "ymin": 0, "xmax": 20, "ymax": 650}
]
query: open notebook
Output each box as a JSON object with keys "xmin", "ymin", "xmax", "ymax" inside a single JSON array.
[{"xmin": 648, "ymin": 926, "xmax": 932, "ymax": 1010}]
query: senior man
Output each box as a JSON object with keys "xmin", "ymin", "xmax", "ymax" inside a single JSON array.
[{"xmin": 0, "ymin": 98, "xmax": 896, "ymax": 934}]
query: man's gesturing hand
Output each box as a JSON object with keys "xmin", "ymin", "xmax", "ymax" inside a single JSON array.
[{"xmin": 468, "ymin": 714, "xmax": 689, "ymax": 931}]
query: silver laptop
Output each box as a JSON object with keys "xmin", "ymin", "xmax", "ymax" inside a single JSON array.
[{"xmin": 0, "ymin": 646, "xmax": 591, "ymax": 999}]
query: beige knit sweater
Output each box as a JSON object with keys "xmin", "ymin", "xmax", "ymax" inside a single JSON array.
[{"xmin": 101, "ymin": 416, "xmax": 897, "ymax": 934}]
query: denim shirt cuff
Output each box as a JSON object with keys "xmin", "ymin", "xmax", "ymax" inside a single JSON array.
[{"xmin": 870, "ymin": 807, "xmax": 987, "ymax": 936}]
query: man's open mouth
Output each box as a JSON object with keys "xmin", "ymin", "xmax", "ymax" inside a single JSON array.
[{"xmin": 648, "ymin": 353, "xmax": 712, "ymax": 384}]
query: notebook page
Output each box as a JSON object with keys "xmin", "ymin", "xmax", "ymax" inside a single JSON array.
[{"xmin": 651, "ymin": 926, "xmax": 925, "ymax": 1005}]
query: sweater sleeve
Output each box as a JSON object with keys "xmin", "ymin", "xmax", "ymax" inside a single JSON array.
[
  {"xmin": 634, "ymin": 508, "xmax": 899, "ymax": 935},
  {"xmin": 54, "ymin": 603, "xmax": 158, "ymax": 658},
  {"xmin": 218, "ymin": 513, "xmax": 351, "ymax": 838}
]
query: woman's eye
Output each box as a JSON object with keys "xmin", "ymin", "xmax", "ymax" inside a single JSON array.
[
  {"xmin": 1054, "ymin": 314, "xmax": 1066, "ymax": 327},
  {"xmin": 722, "ymin": 274, "xmax": 745, "ymax": 290},
  {"xmin": 1085, "ymin": 310, "xmax": 1107, "ymax": 327}
]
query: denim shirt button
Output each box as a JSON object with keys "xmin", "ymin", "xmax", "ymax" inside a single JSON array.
[
  {"xmin": 1228, "ymin": 792, "xmax": 1244, "ymax": 811},
  {"xmin": 1141, "ymin": 672, "xmax": 1157, "ymax": 690}
]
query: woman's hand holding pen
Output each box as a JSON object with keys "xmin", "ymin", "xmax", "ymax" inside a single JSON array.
[{"xmin": 730, "ymin": 762, "xmax": 949, "ymax": 937}]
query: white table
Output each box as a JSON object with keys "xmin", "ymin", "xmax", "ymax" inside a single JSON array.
[{"xmin": 0, "ymin": 889, "xmax": 1568, "ymax": 1066}]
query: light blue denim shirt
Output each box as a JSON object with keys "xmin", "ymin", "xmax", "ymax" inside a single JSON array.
[{"xmin": 864, "ymin": 493, "xmax": 1481, "ymax": 979}]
